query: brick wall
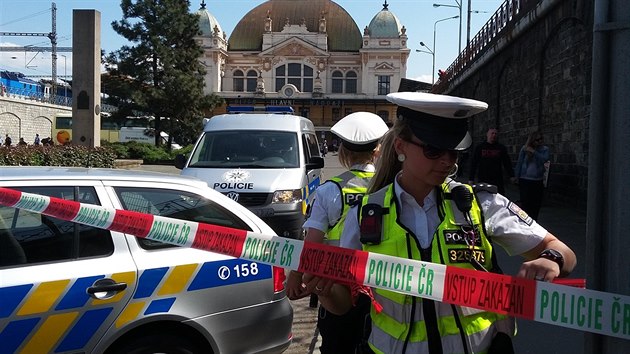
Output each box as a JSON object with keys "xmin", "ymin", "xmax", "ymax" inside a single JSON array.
[{"xmin": 450, "ymin": 0, "xmax": 593, "ymax": 209}]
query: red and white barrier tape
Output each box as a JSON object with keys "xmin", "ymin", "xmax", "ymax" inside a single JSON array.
[{"xmin": 0, "ymin": 187, "xmax": 628, "ymax": 340}]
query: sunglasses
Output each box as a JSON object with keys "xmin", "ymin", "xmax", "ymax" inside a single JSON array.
[{"xmin": 405, "ymin": 139, "xmax": 459, "ymax": 160}]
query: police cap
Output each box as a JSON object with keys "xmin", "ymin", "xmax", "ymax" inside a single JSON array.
[
  {"xmin": 331, "ymin": 112, "xmax": 389, "ymax": 152},
  {"xmin": 386, "ymin": 92, "xmax": 488, "ymax": 150}
]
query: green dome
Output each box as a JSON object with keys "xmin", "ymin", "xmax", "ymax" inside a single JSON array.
[
  {"xmin": 229, "ymin": 0, "xmax": 362, "ymax": 52},
  {"xmin": 196, "ymin": 2, "xmax": 224, "ymax": 37},
  {"xmin": 367, "ymin": 2, "xmax": 402, "ymax": 38}
]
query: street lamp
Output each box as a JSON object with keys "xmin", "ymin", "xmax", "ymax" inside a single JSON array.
[
  {"xmin": 433, "ymin": 1, "xmax": 462, "ymax": 54},
  {"xmin": 422, "ymin": 15, "xmax": 459, "ymax": 85},
  {"xmin": 60, "ymin": 54, "xmax": 67, "ymax": 104},
  {"xmin": 466, "ymin": 1, "xmax": 491, "ymax": 47},
  {"xmin": 416, "ymin": 44, "xmax": 434, "ymax": 85}
]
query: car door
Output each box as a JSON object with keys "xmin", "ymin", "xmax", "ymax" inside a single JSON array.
[
  {"xmin": 0, "ymin": 182, "xmax": 137, "ymax": 354},
  {"xmin": 302, "ymin": 132, "xmax": 323, "ymax": 208}
]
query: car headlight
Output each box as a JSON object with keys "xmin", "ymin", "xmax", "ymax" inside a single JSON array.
[{"xmin": 272, "ymin": 189, "xmax": 303, "ymax": 204}]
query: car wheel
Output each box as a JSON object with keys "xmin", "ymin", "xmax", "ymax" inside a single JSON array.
[{"xmin": 109, "ymin": 332, "xmax": 207, "ymax": 354}]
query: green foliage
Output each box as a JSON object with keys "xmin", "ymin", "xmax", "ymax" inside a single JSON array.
[
  {"xmin": 105, "ymin": 0, "xmax": 224, "ymax": 147},
  {"xmin": 0, "ymin": 145, "xmax": 116, "ymax": 168},
  {"xmin": 102, "ymin": 141, "xmax": 193, "ymax": 163}
]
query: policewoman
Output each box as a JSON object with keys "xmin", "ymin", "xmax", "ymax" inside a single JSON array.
[
  {"xmin": 287, "ymin": 111, "xmax": 388, "ymax": 353},
  {"xmin": 304, "ymin": 92, "xmax": 576, "ymax": 354}
]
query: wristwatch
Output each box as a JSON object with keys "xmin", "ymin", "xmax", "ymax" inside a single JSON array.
[{"xmin": 538, "ymin": 249, "xmax": 564, "ymax": 271}]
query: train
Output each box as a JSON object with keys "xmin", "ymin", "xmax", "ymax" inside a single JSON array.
[{"xmin": 0, "ymin": 70, "xmax": 72, "ymax": 106}]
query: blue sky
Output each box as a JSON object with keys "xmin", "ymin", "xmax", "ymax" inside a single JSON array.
[{"xmin": 0, "ymin": 0, "xmax": 504, "ymax": 84}]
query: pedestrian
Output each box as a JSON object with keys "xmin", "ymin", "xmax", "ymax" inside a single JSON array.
[
  {"xmin": 321, "ymin": 139, "xmax": 328, "ymax": 157},
  {"xmin": 4, "ymin": 134, "xmax": 12, "ymax": 147},
  {"xmin": 18, "ymin": 137, "xmax": 27, "ymax": 146},
  {"xmin": 303, "ymin": 92, "xmax": 576, "ymax": 354},
  {"xmin": 34, "ymin": 133, "xmax": 40, "ymax": 146},
  {"xmin": 513, "ymin": 131, "xmax": 550, "ymax": 220},
  {"xmin": 468, "ymin": 128, "xmax": 514, "ymax": 194},
  {"xmin": 287, "ymin": 112, "xmax": 388, "ymax": 353}
]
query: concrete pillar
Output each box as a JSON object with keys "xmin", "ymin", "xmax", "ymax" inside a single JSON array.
[
  {"xmin": 586, "ymin": 0, "xmax": 630, "ymax": 351},
  {"xmin": 71, "ymin": 10, "xmax": 101, "ymax": 147}
]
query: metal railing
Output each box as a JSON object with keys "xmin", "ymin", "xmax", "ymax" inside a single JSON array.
[
  {"xmin": 433, "ymin": 0, "xmax": 539, "ymax": 91},
  {"xmin": 0, "ymin": 86, "xmax": 72, "ymax": 107}
]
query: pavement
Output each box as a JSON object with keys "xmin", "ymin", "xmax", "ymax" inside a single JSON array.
[{"xmin": 134, "ymin": 154, "xmax": 588, "ymax": 354}]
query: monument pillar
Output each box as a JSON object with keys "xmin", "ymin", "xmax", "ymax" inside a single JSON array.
[{"xmin": 72, "ymin": 10, "xmax": 101, "ymax": 147}]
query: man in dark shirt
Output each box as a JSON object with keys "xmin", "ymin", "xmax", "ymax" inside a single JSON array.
[{"xmin": 468, "ymin": 128, "xmax": 514, "ymax": 194}]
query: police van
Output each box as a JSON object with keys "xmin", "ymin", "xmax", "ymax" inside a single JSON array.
[
  {"xmin": 176, "ymin": 108, "xmax": 324, "ymax": 239},
  {"xmin": 0, "ymin": 167, "xmax": 292, "ymax": 353}
]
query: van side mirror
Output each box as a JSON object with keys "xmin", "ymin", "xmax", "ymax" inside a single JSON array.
[
  {"xmin": 174, "ymin": 154, "xmax": 187, "ymax": 170},
  {"xmin": 306, "ymin": 156, "xmax": 324, "ymax": 170}
]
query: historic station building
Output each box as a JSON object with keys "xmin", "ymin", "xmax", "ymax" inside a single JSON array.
[{"xmin": 194, "ymin": 0, "xmax": 409, "ymax": 138}]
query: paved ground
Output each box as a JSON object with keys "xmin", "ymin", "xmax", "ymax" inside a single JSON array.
[{"xmin": 134, "ymin": 154, "xmax": 588, "ymax": 354}]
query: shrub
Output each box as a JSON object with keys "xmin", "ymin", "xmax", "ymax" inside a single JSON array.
[{"xmin": 0, "ymin": 145, "xmax": 116, "ymax": 168}]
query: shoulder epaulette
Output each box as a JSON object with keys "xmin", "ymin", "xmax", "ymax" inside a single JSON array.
[{"xmin": 472, "ymin": 183, "xmax": 498, "ymax": 194}]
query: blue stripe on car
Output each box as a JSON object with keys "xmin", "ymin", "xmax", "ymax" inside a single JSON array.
[
  {"xmin": 134, "ymin": 267, "xmax": 168, "ymax": 299},
  {"xmin": 144, "ymin": 298, "xmax": 177, "ymax": 315},
  {"xmin": 56, "ymin": 275, "xmax": 104, "ymax": 310},
  {"xmin": 0, "ymin": 284, "xmax": 33, "ymax": 318},
  {"xmin": 55, "ymin": 308, "xmax": 113, "ymax": 352},
  {"xmin": 188, "ymin": 259, "xmax": 271, "ymax": 291},
  {"xmin": 0, "ymin": 317, "xmax": 40, "ymax": 354}
]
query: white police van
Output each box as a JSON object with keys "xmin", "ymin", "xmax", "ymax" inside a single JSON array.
[
  {"xmin": 0, "ymin": 167, "xmax": 292, "ymax": 353},
  {"xmin": 176, "ymin": 108, "xmax": 324, "ymax": 239}
]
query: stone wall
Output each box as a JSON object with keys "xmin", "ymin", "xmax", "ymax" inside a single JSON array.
[
  {"xmin": 450, "ymin": 0, "xmax": 593, "ymax": 209},
  {"xmin": 0, "ymin": 96, "xmax": 71, "ymax": 145}
]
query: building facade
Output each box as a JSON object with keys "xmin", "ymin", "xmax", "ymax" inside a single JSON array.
[{"xmin": 194, "ymin": 0, "xmax": 409, "ymax": 140}]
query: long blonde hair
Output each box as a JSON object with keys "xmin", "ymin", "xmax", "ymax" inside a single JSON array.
[
  {"xmin": 368, "ymin": 118, "xmax": 414, "ymax": 193},
  {"xmin": 337, "ymin": 143, "xmax": 379, "ymax": 170}
]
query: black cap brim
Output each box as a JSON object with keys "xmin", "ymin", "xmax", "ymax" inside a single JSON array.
[{"xmin": 400, "ymin": 107, "xmax": 472, "ymax": 150}]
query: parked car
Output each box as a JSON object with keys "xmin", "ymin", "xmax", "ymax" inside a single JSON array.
[{"xmin": 0, "ymin": 166, "xmax": 292, "ymax": 354}]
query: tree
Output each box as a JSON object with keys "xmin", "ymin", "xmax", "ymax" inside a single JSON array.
[{"xmin": 106, "ymin": 0, "xmax": 223, "ymax": 147}]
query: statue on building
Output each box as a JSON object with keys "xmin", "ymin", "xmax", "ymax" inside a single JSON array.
[
  {"xmin": 364, "ymin": 26, "xmax": 370, "ymax": 36},
  {"xmin": 401, "ymin": 26, "xmax": 407, "ymax": 35},
  {"xmin": 313, "ymin": 70, "xmax": 323, "ymax": 98},
  {"xmin": 265, "ymin": 10, "xmax": 272, "ymax": 32},
  {"xmin": 285, "ymin": 17, "xmax": 290, "ymax": 27},
  {"xmin": 213, "ymin": 25, "xmax": 220, "ymax": 36},
  {"xmin": 301, "ymin": 17, "xmax": 306, "ymax": 27},
  {"xmin": 319, "ymin": 12, "xmax": 327, "ymax": 33},
  {"xmin": 256, "ymin": 72, "xmax": 265, "ymax": 96}
]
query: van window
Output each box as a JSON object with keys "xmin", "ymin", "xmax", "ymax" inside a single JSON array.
[
  {"xmin": 0, "ymin": 186, "xmax": 113, "ymax": 267},
  {"xmin": 189, "ymin": 131, "xmax": 299, "ymax": 168},
  {"xmin": 303, "ymin": 133, "xmax": 321, "ymax": 162},
  {"xmin": 114, "ymin": 187, "xmax": 251, "ymax": 250}
]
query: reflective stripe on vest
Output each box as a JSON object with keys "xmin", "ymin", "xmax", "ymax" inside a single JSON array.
[
  {"xmin": 359, "ymin": 182, "xmax": 506, "ymax": 353},
  {"xmin": 325, "ymin": 170, "xmax": 373, "ymax": 245}
]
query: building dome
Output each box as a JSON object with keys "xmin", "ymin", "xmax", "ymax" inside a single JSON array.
[
  {"xmin": 367, "ymin": 1, "xmax": 403, "ymax": 38},
  {"xmin": 196, "ymin": 1, "xmax": 224, "ymax": 38},
  {"xmin": 229, "ymin": 0, "xmax": 362, "ymax": 52}
]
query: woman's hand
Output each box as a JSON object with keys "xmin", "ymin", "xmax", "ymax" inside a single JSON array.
[
  {"xmin": 517, "ymin": 258, "xmax": 561, "ymax": 282},
  {"xmin": 286, "ymin": 271, "xmax": 311, "ymax": 300}
]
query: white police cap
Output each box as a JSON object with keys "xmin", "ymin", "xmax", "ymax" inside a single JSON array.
[
  {"xmin": 386, "ymin": 92, "xmax": 488, "ymax": 150},
  {"xmin": 331, "ymin": 112, "xmax": 389, "ymax": 152}
]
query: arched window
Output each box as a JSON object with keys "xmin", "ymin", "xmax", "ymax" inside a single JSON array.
[
  {"xmin": 346, "ymin": 71, "xmax": 357, "ymax": 93},
  {"xmin": 331, "ymin": 71, "xmax": 343, "ymax": 93},
  {"xmin": 246, "ymin": 70, "xmax": 258, "ymax": 92},
  {"xmin": 233, "ymin": 70, "xmax": 244, "ymax": 92},
  {"xmin": 275, "ymin": 63, "xmax": 314, "ymax": 92}
]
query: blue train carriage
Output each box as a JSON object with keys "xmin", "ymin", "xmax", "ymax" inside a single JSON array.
[{"xmin": 0, "ymin": 71, "xmax": 43, "ymax": 99}]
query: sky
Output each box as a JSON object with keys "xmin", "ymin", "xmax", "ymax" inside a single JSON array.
[{"xmin": 0, "ymin": 0, "xmax": 505, "ymax": 84}]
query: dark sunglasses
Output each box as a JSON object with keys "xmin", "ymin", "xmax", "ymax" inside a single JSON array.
[{"xmin": 405, "ymin": 139, "xmax": 459, "ymax": 160}]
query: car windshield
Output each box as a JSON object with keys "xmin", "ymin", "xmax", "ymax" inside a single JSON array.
[{"xmin": 189, "ymin": 130, "xmax": 299, "ymax": 168}]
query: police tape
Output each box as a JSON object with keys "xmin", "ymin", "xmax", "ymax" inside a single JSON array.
[{"xmin": 0, "ymin": 187, "xmax": 628, "ymax": 340}]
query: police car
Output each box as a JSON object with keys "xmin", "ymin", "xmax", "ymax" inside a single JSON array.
[{"xmin": 0, "ymin": 167, "xmax": 293, "ymax": 353}]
